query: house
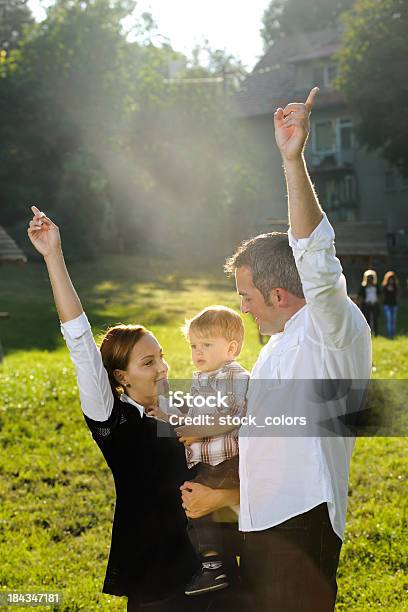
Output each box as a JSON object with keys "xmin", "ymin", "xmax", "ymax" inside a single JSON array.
[
  {"xmin": 0, "ymin": 225, "xmax": 26, "ymax": 361},
  {"xmin": 0, "ymin": 225, "xmax": 27, "ymax": 264},
  {"xmin": 264, "ymin": 218, "xmax": 389, "ymax": 293},
  {"xmin": 231, "ymin": 29, "xmax": 408, "ymax": 289}
]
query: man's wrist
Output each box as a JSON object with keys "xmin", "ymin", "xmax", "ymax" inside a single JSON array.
[
  {"xmin": 282, "ymin": 154, "xmax": 306, "ymax": 171},
  {"xmin": 216, "ymin": 487, "xmax": 239, "ymax": 509}
]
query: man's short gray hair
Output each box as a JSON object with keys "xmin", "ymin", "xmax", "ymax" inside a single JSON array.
[{"xmin": 224, "ymin": 232, "xmax": 304, "ymax": 301}]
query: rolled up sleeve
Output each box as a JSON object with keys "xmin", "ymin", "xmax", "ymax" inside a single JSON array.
[
  {"xmin": 61, "ymin": 312, "xmax": 114, "ymax": 421},
  {"xmin": 288, "ymin": 215, "xmax": 365, "ymax": 348}
]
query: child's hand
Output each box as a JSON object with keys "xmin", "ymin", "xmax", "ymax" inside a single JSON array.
[{"xmin": 178, "ymin": 436, "xmax": 200, "ymax": 446}]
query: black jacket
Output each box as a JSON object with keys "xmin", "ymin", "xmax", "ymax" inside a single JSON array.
[{"xmin": 84, "ymin": 396, "xmax": 200, "ymax": 601}]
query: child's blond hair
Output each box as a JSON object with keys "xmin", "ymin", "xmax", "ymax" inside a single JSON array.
[{"xmin": 182, "ymin": 305, "xmax": 244, "ymax": 356}]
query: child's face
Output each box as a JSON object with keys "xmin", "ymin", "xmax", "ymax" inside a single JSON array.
[{"xmin": 189, "ymin": 331, "xmax": 237, "ymax": 373}]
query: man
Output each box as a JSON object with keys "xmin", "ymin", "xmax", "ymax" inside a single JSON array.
[{"xmin": 182, "ymin": 88, "xmax": 372, "ymax": 611}]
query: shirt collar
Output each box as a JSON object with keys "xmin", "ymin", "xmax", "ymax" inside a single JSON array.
[
  {"xmin": 119, "ymin": 393, "xmax": 145, "ymax": 418},
  {"xmin": 283, "ymin": 303, "xmax": 307, "ymax": 333}
]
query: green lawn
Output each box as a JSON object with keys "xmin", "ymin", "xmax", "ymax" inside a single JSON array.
[{"xmin": 0, "ymin": 258, "xmax": 407, "ymax": 611}]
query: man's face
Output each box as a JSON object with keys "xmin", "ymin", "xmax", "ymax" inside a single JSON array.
[{"xmin": 235, "ymin": 266, "xmax": 281, "ymax": 335}]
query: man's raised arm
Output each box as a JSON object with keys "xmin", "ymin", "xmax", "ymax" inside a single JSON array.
[
  {"xmin": 273, "ymin": 89, "xmax": 370, "ymax": 349},
  {"xmin": 274, "ymin": 87, "xmax": 323, "ymax": 239}
]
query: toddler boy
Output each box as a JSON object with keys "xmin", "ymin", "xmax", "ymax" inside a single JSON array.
[{"xmin": 178, "ymin": 305, "xmax": 249, "ymax": 596}]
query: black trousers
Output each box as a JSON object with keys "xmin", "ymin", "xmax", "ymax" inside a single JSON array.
[
  {"xmin": 127, "ymin": 523, "xmax": 242, "ymax": 612},
  {"xmin": 127, "ymin": 588, "xmax": 212, "ymax": 611},
  {"xmin": 362, "ymin": 303, "xmax": 379, "ymax": 335},
  {"xmin": 189, "ymin": 457, "xmax": 240, "ymax": 559},
  {"xmin": 240, "ymin": 503, "xmax": 342, "ymax": 612}
]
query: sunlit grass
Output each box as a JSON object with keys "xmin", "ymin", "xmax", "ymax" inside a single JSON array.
[{"xmin": 0, "ymin": 258, "xmax": 407, "ymax": 610}]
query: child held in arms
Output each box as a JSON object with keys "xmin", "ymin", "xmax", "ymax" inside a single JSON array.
[{"xmin": 161, "ymin": 306, "xmax": 249, "ymax": 596}]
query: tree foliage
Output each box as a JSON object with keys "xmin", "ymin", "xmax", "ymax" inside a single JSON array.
[
  {"xmin": 336, "ymin": 0, "xmax": 408, "ymax": 174},
  {"xmin": 0, "ymin": 0, "xmax": 34, "ymax": 52},
  {"xmin": 0, "ymin": 0, "xmax": 257, "ymax": 263},
  {"xmin": 261, "ymin": 0, "xmax": 355, "ymax": 48}
]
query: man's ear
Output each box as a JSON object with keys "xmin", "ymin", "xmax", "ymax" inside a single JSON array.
[{"xmin": 274, "ymin": 288, "xmax": 289, "ymax": 307}]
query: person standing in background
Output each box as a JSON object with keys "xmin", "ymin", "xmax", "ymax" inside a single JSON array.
[
  {"xmin": 381, "ymin": 271, "xmax": 399, "ymax": 339},
  {"xmin": 359, "ymin": 270, "xmax": 380, "ymax": 336}
]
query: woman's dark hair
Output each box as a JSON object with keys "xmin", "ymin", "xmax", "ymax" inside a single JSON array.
[{"xmin": 100, "ymin": 325, "xmax": 148, "ymax": 398}]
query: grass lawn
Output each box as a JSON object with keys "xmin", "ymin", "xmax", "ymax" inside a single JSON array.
[{"xmin": 0, "ymin": 257, "xmax": 407, "ymax": 611}]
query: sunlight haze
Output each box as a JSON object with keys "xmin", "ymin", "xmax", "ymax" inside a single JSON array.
[{"xmin": 27, "ymin": 0, "xmax": 270, "ymax": 68}]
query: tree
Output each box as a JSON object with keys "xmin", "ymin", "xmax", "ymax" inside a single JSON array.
[
  {"xmin": 0, "ymin": 0, "xmax": 33, "ymax": 53},
  {"xmin": 0, "ymin": 0, "xmax": 258, "ymax": 264},
  {"xmin": 336, "ymin": 0, "xmax": 408, "ymax": 175},
  {"xmin": 261, "ymin": 0, "xmax": 355, "ymax": 49},
  {"xmin": 0, "ymin": 0, "xmax": 142, "ymax": 256}
]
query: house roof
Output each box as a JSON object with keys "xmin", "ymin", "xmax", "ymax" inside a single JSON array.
[
  {"xmin": 287, "ymin": 43, "xmax": 342, "ymax": 64},
  {"xmin": 331, "ymin": 222, "xmax": 389, "ymax": 257},
  {"xmin": 231, "ymin": 29, "xmax": 345, "ymax": 119},
  {"xmin": 263, "ymin": 219, "xmax": 388, "ymax": 257},
  {"xmin": 0, "ymin": 226, "xmax": 27, "ymax": 263}
]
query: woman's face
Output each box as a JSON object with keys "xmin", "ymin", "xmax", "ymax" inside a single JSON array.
[{"xmin": 117, "ymin": 333, "xmax": 169, "ymax": 408}]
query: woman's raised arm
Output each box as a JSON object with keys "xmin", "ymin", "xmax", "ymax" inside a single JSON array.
[
  {"xmin": 27, "ymin": 206, "xmax": 114, "ymax": 421},
  {"xmin": 28, "ymin": 205, "xmax": 83, "ymax": 322}
]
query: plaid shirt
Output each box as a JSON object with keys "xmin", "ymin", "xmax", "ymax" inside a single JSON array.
[{"xmin": 186, "ymin": 361, "xmax": 250, "ymax": 468}]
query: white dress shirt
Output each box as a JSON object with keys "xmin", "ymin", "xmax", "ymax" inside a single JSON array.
[
  {"xmin": 60, "ymin": 314, "xmax": 150, "ymax": 419},
  {"xmin": 239, "ymin": 214, "xmax": 372, "ymax": 540}
]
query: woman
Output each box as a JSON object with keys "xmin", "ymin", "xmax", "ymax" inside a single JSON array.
[
  {"xmin": 381, "ymin": 271, "xmax": 399, "ymax": 339},
  {"xmin": 27, "ymin": 206, "xmax": 239, "ymax": 611},
  {"xmin": 358, "ymin": 269, "xmax": 380, "ymax": 336}
]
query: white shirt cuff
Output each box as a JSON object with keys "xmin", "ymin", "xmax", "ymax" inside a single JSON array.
[
  {"xmin": 288, "ymin": 213, "xmax": 335, "ymax": 252},
  {"xmin": 60, "ymin": 312, "xmax": 91, "ymax": 341}
]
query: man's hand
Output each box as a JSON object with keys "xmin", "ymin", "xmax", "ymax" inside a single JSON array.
[
  {"xmin": 180, "ymin": 481, "xmax": 239, "ymax": 519},
  {"xmin": 274, "ymin": 87, "xmax": 319, "ymax": 162}
]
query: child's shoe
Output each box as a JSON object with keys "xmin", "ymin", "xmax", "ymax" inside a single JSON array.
[{"xmin": 184, "ymin": 559, "xmax": 229, "ymax": 596}]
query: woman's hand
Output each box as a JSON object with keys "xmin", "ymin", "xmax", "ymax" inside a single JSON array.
[
  {"xmin": 27, "ymin": 205, "xmax": 83, "ymax": 323},
  {"xmin": 180, "ymin": 481, "xmax": 239, "ymax": 519},
  {"xmin": 27, "ymin": 205, "xmax": 61, "ymax": 258}
]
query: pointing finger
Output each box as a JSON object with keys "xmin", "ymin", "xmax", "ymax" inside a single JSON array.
[
  {"xmin": 305, "ymin": 87, "xmax": 319, "ymax": 112},
  {"xmin": 31, "ymin": 205, "xmax": 44, "ymax": 217}
]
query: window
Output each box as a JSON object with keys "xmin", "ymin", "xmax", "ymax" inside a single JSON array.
[
  {"xmin": 313, "ymin": 66, "xmax": 325, "ymax": 88},
  {"xmin": 312, "ymin": 63, "xmax": 338, "ymax": 88},
  {"xmin": 314, "ymin": 120, "xmax": 336, "ymax": 152},
  {"xmin": 312, "ymin": 117, "xmax": 354, "ymax": 157},
  {"xmin": 326, "ymin": 64, "xmax": 338, "ymax": 85}
]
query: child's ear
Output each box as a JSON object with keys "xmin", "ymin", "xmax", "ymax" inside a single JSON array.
[{"xmin": 228, "ymin": 340, "xmax": 239, "ymax": 357}]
